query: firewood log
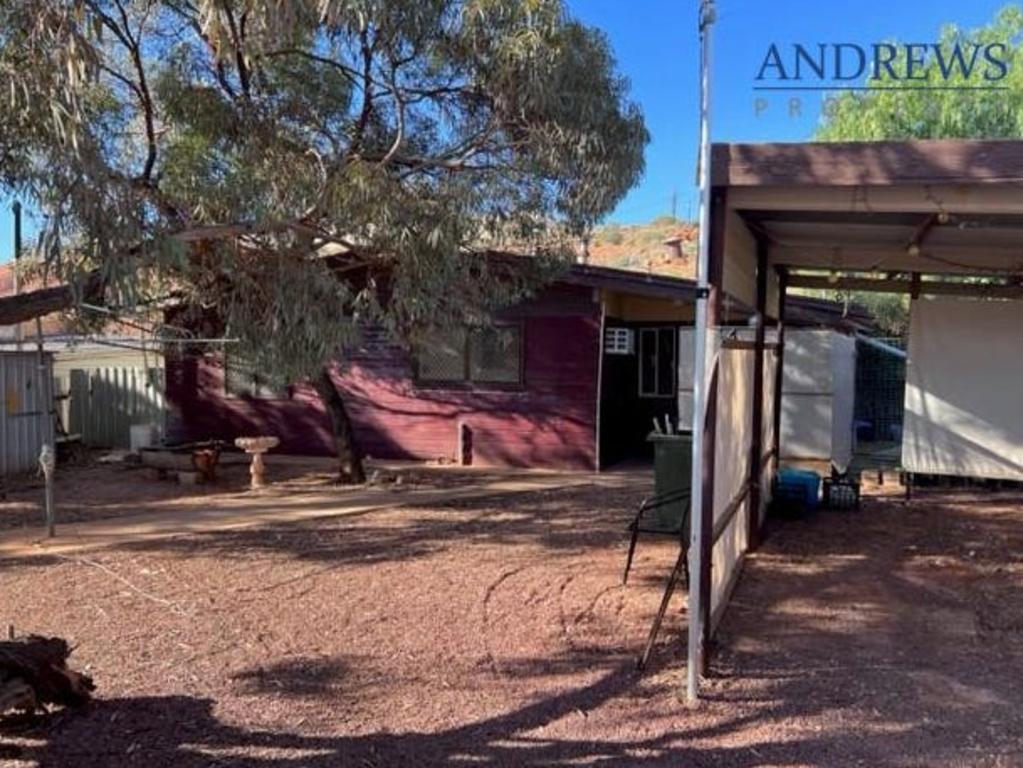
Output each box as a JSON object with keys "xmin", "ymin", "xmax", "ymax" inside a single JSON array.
[
  {"xmin": 0, "ymin": 635, "xmax": 94, "ymax": 713},
  {"xmin": 0, "ymin": 678, "xmax": 35, "ymax": 713}
]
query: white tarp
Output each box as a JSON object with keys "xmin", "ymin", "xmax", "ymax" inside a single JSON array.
[
  {"xmin": 779, "ymin": 330, "xmax": 856, "ymax": 471},
  {"xmin": 903, "ymin": 297, "xmax": 1023, "ymax": 481},
  {"xmin": 829, "ymin": 334, "xmax": 857, "ymax": 471}
]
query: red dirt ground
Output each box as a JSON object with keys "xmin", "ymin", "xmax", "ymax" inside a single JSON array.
[
  {"xmin": 2, "ymin": 469, "xmax": 1023, "ymax": 767},
  {"xmin": 0, "ymin": 456, "xmax": 522, "ymax": 532}
]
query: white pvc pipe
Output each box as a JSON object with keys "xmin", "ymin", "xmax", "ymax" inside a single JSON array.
[
  {"xmin": 687, "ymin": 0, "xmax": 716, "ymax": 705},
  {"xmin": 855, "ymin": 333, "xmax": 907, "ymax": 360}
]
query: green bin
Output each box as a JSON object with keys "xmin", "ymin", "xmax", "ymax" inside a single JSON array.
[{"xmin": 647, "ymin": 431, "xmax": 693, "ymax": 531}]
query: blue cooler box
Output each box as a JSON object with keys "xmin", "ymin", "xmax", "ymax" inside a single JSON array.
[{"xmin": 774, "ymin": 468, "xmax": 821, "ymax": 515}]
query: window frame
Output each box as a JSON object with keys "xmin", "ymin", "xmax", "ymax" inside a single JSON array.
[
  {"xmin": 222, "ymin": 350, "xmax": 291, "ymax": 401},
  {"xmin": 604, "ymin": 326, "xmax": 634, "ymax": 355},
  {"xmin": 637, "ymin": 326, "xmax": 677, "ymax": 399},
  {"xmin": 414, "ymin": 322, "xmax": 525, "ymax": 390}
]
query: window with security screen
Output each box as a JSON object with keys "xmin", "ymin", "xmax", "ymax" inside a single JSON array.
[
  {"xmin": 470, "ymin": 326, "xmax": 521, "ymax": 383},
  {"xmin": 416, "ymin": 329, "xmax": 468, "ymax": 382},
  {"xmin": 638, "ymin": 327, "xmax": 676, "ymax": 398},
  {"xmin": 416, "ymin": 325, "xmax": 522, "ymax": 386},
  {"xmin": 224, "ymin": 352, "xmax": 289, "ymax": 399}
]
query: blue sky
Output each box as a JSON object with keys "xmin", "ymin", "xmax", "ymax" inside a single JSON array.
[
  {"xmin": 0, "ymin": 0, "xmax": 1014, "ymax": 258},
  {"xmin": 568, "ymin": 0, "xmax": 1013, "ymax": 223}
]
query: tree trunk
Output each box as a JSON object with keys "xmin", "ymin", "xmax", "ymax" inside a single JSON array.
[{"xmin": 313, "ymin": 367, "xmax": 366, "ymax": 484}]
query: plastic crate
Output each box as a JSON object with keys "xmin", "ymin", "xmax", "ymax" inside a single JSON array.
[{"xmin": 823, "ymin": 477, "xmax": 861, "ymax": 510}]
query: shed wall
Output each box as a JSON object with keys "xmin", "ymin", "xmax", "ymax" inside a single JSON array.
[
  {"xmin": 66, "ymin": 367, "xmax": 166, "ymax": 448},
  {"xmin": 1, "ymin": 352, "xmax": 54, "ymax": 475}
]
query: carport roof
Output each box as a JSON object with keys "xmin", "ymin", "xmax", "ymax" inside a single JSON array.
[
  {"xmin": 712, "ymin": 139, "xmax": 1023, "ymax": 283},
  {"xmin": 711, "ymin": 139, "xmax": 1023, "ymax": 187},
  {"xmin": 564, "ymin": 262, "xmax": 875, "ymax": 332}
]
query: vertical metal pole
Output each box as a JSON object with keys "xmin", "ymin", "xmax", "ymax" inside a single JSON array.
[
  {"xmin": 17, "ymin": 200, "xmax": 57, "ymax": 537},
  {"xmin": 772, "ymin": 268, "xmax": 788, "ymax": 464},
  {"xmin": 40, "ymin": 444, "xmax": 55, "ymax": 538},
  {"xmin": 748, "ymin": 239, "xmax": 768, "ymax": 548},
  {"xmin": 686, "ymin": 0, "xmax": 716, "ymax": 705},
  {"xmin": 12, "ymin": 200, "xmax": 21, "ymax": 273},
  {"xmin": 12, "ymin": 201, "xmax": 22, "ymax": 349},
  {"xmin": 45, "ymin": 465, "xmax": 55, "ymax": 538}
]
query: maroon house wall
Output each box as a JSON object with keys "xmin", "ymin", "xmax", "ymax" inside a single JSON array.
[{"xmin": 165, "ymin": 284, "xmax": 602, "ymax": 470}]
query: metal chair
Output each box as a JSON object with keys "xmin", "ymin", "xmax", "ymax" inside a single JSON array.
[
  {"xmin": 622, "ymin": 489, "xmax": 693, "ymax": 670},
  {"xmin": 622, "ymin": 488, "xmax": 692, "ymax": 585}
]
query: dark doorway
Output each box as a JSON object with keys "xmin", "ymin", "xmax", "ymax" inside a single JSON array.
[{"xmin": 599, "ymin": 322, "xmax": 683, "ymax": 467}]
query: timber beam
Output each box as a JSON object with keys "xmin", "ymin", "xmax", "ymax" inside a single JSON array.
[{"xmin": 787, "ymin": 273, "xmax": 1023, "ymax": 299}]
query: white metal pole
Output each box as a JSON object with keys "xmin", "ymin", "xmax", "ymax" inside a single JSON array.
[{"xmin": 686, "ymin": 0, "xmax": 716, "ymax": 705}]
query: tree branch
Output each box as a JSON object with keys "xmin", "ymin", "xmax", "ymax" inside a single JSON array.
[
  {"xmin": 349, "ymin": 25, "xmax": 376, "ymax": 156},
  {"xmin": 0, "ymin": 272, "xmax": 104, "ymax": 326},
  {"xmin": 380, "ymin": 57, "xmax": 405, "ymax": 166},
  {"xmin": 261, "ymin": 48, "xmax": 361, "ymax": 88},
  {"xmin": 223, "ymin": 5, "xmax": 251, "ymax": 99},
  {"xmin": 89, "ymin": 0, "xmax": 158, "ymax": 181}
]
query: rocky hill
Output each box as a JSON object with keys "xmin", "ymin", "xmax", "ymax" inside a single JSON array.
[{"xmin": 585, "ymin": 216, "xmax": 697, "ymax": 279}]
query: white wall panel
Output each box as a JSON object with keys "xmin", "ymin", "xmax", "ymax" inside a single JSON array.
[
  {"xmin": 780, "ymin": 330, "xmax": 856, "ymax": 467},
  {"xmin": 723, "ymin": 209, "xmax": 757, "ymax": 309},
  {"xmin": 710, "ymin": 348, "xmax": 754, "ymax": 626},
  {"xmin": 903, "ymin": 297, "xmax": 1023, "ymax": 480},
  {"xmin": 830, "ymin": 334, "xmax": 857, "ymax": 472}
]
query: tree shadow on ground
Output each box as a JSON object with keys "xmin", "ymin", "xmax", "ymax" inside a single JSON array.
[
  {"xmin": 229, "ymin": 656, "xmax": 351, "ymax": 698},
  {"xmin": 6, "ymin": 487, "xmax": 1023, "ymax": 766},
  {"xmin": 0, "ymin": 662, "xmax": 914, "ymax": 768},
  {"xmin": 114, "ymin": 483, "xmax": 647, "ymax": 569},
  {"xmin": 7, "ymin": 643, "xmax": 1012, "ymax": 768}
]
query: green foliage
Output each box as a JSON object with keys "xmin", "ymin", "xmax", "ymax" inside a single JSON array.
[
  {"xmin": 793, "ymin": 287, "xmax": 909, "ymax": 339},
  {"xmin": 818, "ymin": 6, "xmax": 1023, "ymax": 140},
  {"xmin": 813, "ymin": 6, "xmax": 1023, "ymax": 336},
  {"xmin": 851, "ymin": 292, "xmax": 910, "ymax": 338},
  {"xmin": 0, "ymin": 0, "xmax": 648, "ymax": 384}
]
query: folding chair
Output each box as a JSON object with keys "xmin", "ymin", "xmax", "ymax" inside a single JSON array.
[
  {"xmin": 622, "ymin": 488, "xmax": 692, "ymax": 585},
  {"xmin": 621, "ymin": 489, "xmax": 693, "ymax": 670}
]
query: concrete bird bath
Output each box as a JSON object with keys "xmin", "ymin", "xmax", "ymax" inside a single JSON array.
[{"xmin": 235, "ymin": 436, "xmax": 280, "ymax": 489}]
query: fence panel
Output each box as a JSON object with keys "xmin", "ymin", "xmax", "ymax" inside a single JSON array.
[
  {"xmin": 68, "ymin": 367, "xmax": 165, "ymax": 448},
  {"xmin": 709, "ymin": 344, "xmax": 755, "ymax": 633},
  {"xmin": 1, "ymin": 352, "xmax": 54, "ymax": 475}
]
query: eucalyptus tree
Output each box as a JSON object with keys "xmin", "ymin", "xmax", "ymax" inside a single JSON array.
[
  {"xmin": 818, "ymin": 6, "xmax": 1023, "ymax": 141},
  {"xmin": 0, "ymin": 0, "xmax": 647, "ymax": 481}
]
